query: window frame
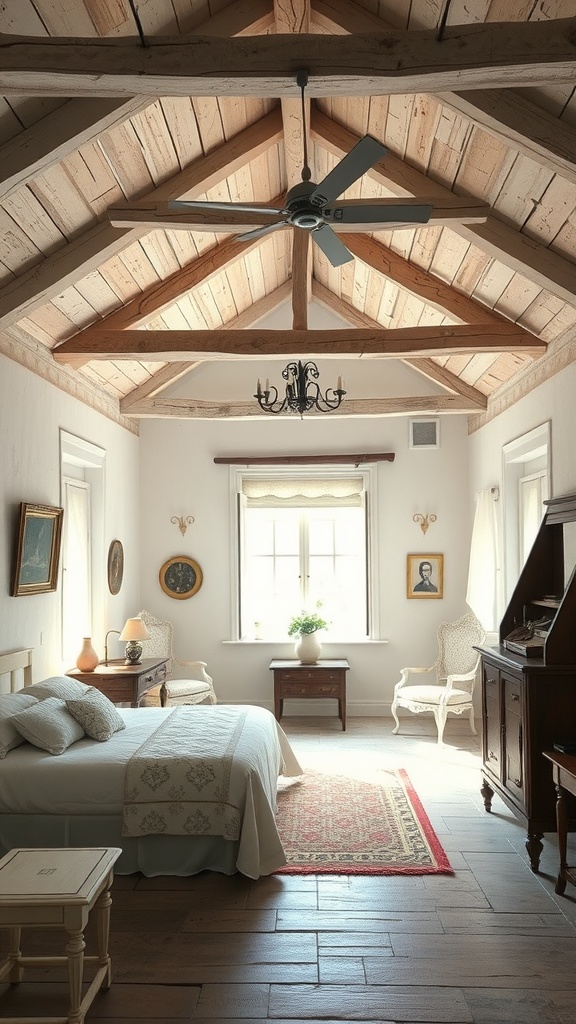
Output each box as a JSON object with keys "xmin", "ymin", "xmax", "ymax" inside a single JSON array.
[{"xmin": 228, "ymin": 465, "xmax": 380, "ymax": 642}]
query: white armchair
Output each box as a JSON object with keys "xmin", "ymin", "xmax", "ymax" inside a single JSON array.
[
  {"xmin": 138, "ymin": 610, "xmax": 217, "ymax": 707},
  {"xmin": 391, "ymin": 612, "xmax": 486, "ymax": 744}
]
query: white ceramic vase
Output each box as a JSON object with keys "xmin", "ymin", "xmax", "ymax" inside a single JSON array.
[{"xmin": 295, "ymin": 631, "xmax": 322, "ymax": 665}]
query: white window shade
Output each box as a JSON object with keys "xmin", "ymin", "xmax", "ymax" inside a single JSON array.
[{"xmin": 241, "ymin": 476, "xmax": 364, "ymax": 508}]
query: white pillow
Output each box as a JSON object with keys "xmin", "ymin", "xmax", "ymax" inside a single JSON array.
[
  {"xmin": 66, "ymin": 687, "xmax": 126, "ymax": 742},
  {"xmin": 0, "ymin": 693, "xmax": 39, "ymax": 758},
  {"xmin": 12, "ymin": 697, "xmax": 85, "ymax": 755},
  {"xmin": 21, "ymin": 676, "xmax": 91, "ymax": 701}
]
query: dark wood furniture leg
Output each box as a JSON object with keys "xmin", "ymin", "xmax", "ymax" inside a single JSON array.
[
  {"xmin": 554, "ymin": 781, "xmax": 568, "ymax": 895},
  {"xmin": 481, "ymin": 778, "xmax": 494, "ymax": 812},
  {"xmin": 525, "ymin": 833, "xmax": 544, "ymax": 873}
]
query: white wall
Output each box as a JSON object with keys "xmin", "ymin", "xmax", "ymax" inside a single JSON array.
[
  {"xmin": 138, "ymin": 405, "xmax": 473, "ymax": 716},
  {"xmin": 468, "ymin": 361, "xmax": 576, "ymax": 625},
  {"xmin": 0, "ymin": 354, "xmax": 140, "ymax": 681}
]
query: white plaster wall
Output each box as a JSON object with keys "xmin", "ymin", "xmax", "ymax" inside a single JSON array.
[
  {"xmin": 0, "ymin": 354, "xmax": 140, "ymax": 681},
  {"xmin": 139, "ymin": 409, "xmax": 473, "ymax": 716},
  {"xmin": 468, "ymin": 362, "xmax": 576, "ymax": 628}
]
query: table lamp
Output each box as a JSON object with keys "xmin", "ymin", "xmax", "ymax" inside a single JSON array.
[{"xmin": 118, "ymin": 617, "xmax": 150, "ymax": 664}]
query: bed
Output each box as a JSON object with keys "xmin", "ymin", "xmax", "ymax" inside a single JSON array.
[{"xmin": 0, "ymin": 648, "xmax": 303, "ymax": 879}]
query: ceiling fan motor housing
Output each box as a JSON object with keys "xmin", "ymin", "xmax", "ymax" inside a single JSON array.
[{"xmin": 285, "ymin": 181, "xmax": 326, "ymax": 230}]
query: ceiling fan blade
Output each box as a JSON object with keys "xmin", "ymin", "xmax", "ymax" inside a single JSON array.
[
  {"xmin": 236, "ymin": 220, "xmax": 287, "ymax": 242},
  {"xmin": 168, "ymin": 199, "xmax": 285, "ymax": 216},
  {"xmin": 311, "ymin": 224, "xmax": 354, "ymax": 267},
  {"xmin": 324, "ymin": 202, "xmax": 434, "ymax": 225},
  {"xmin": 309, "ymin": 135, "xmax": 388, "ymax": 207}
]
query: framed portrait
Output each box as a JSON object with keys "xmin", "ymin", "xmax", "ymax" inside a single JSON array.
[
  {"xmin": 107, "ymin": 539, "xmax": 124, "ymax": 595},
  {"xmin": 407, "ymin": 553, "xmax": 444, "ymax": 599},
  {"xmin": 12, "ymin": 502, "xmax": 64, "ymax": 596},
  {"xmin": 159, "ymin": 556, "xmax": 203, "ymax": 600}
]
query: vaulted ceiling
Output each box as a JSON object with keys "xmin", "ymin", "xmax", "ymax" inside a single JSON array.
[{"xmin": 0, "ymin": 0, "xmax": 575, "ymax": 431}]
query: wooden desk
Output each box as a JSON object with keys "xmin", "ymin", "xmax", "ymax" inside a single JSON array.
[
  {"xmin": 543, "ymin": 751, "xmax": 576, "ymax": 895},
  {"xmin": 269, "ymin": 659, "xmax": 350, "ymax": 730},
  {"xmin": 67, "ymin": 657, "xmax": 168, "ymax": 706},
  {"xmin": 0, "ymin": 846, "xmax": 121, "ymax": 1024}
]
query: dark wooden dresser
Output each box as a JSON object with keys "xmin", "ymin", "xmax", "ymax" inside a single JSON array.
[
  {"xmin": 67, "ymin": 657, "xmax": 168, "ymax": 707},
  {"xmin": 478, "ymin": 491, "xmax": 576, "ymax": 872}
]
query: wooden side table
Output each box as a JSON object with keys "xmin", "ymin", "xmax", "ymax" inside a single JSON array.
[
  {"xmin": 0, "ymin": 846, "xmax": 121, "ymax": 1024},
  {"xmin": 67, "ymin": 657, "xmax": 169, "ymax": 706},
  {"xmin": 269, "ymin": 659, "xmax": 350, "ymax": 730},
  {"xmin": 543, "ymin": 751, "xmax": 576, "ymax": 895}
]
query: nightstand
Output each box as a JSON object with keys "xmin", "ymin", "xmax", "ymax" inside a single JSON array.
[
  {"xmin": 269, "ymin": 659, "xmax": 350, "ymax": 730},
  {"xmin": 66, "ymin": 657, "xmax": 169, "ymax": 706}
]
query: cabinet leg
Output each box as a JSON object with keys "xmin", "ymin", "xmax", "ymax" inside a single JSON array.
[
  {"xmin": 481, "ymin": 778, "xmax": 494, "ymax": 812},
  {"xmin": 526, "ymin": 832, "xmax": 544, "ymax": 873},
  {"xmin": 554, "ymin": 782, "xmax": 568, "ymax": 895}
]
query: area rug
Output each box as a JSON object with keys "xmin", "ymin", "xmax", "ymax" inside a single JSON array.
[{"xmin": 275, "ymin": 767, "xmax": 453, "ymax": 875}]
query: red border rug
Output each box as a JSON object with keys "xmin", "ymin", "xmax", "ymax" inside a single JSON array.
[{"xmin": 275, "ymin": 767, "xmax": 453, "ymax": 875}]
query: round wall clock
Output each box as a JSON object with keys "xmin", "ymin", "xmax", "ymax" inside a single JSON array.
[
  {"xmin": 107, "ymin": 539, "xmax": 124, "ymax": 595},
  {"xmin": 159, "ymin": 556, "xmax": 203, "ymax": 600}
]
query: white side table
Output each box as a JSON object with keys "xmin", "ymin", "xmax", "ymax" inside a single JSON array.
[{"xmin": 0, "ymin": 846, "xmax": 121, "ymax": 1024}]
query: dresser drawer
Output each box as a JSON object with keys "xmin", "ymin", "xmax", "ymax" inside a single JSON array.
[
  {"xmin": 137, "ymin": 662, "xmax": 167, "ymax": 697},
  {"xmin": 281, "ymin": 681, "xmax": 342, "ymax": 697},
  {"xmin": 90, "ymin": 679, "xmax": 134, "ymax": 703},
  {"xmin": 279, "ymin": 669, "xmax": 340, "ymax": 686}
]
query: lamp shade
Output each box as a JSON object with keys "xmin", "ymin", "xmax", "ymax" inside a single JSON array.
[{"xmin": 119, "ymin": 617, "xmax": 150, "ymax": 642}]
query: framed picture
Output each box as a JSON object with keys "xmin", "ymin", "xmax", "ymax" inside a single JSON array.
[
  {"xmin": 407, "ymin": 553, "xmax": 444, "ymax": 599},
  {"xmin": 159, "ymin": 556, "xmax": 203, "ymax": 600},
  {"xmin": 12, "ymin": 502, "xmax": 64, "ymax": 596},
  {"xmin": 107, "ymin": 539, "xmax": 124, "ymax": 595}
]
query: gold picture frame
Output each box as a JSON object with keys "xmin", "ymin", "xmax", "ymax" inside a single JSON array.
[
  {"xmin": 159, "ymin": 556, "xmax": 203, "ymax": 600},
  {"xmin": 12, "ymin": 502, "xmax": 64, "ymax": 596},
  {"xmin": 407, "ymin": 553, "xmax": 444, "ymax": 599}
]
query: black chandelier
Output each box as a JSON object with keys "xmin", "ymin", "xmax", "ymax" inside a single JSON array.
[{"xmin": 255, "ymin": 361, "xmax": 346, "ymax": 416}]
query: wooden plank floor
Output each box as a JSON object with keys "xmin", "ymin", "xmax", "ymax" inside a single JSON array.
[{"xmin": 2, "ymin": 713, "xmax": 576, "ymax": 1022}]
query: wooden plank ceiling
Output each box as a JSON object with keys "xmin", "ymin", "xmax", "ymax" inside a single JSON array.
[{"xmin": 0, "ymin": 0, "xmax": 575, "ymax": 426}]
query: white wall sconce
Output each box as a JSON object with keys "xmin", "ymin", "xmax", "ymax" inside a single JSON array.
[
  {"xmin": 413, "ymin": 513, "xmax": 437, "ymax": 535},
  {"xmin": 171, "ymin": 515, "xmax": 195, "ymax": 536}
]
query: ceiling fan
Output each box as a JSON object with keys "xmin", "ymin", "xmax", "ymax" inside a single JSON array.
[{"xmin": 163, "ymin": 71, "xmax": 433, "ymax": 268}]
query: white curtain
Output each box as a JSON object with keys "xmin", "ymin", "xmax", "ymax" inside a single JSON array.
[{"xmin": 466, "ymin": 488, "xmax": 499, "ymax": 631}]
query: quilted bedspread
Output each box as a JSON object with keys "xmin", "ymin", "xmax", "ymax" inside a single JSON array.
[{"xmin": 122, "ymin": 703, "xmax": 302, "ymax": 876}]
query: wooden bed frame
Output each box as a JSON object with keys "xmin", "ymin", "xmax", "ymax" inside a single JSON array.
[{"xmin": 0, "ymin": 648, "xmax": 33, "ymax": 694}]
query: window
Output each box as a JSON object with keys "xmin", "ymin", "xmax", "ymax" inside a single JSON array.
[
  {"xmin": 60, "ymin": 431, "xmax": 106, "ymax": 666},
  {"xmin": 502, "ymin": 422, "xmax": 550, "ymax": 605},
  {"xmin": 232, "ymin": 468, "xmax": 377, "ymax": 641}
]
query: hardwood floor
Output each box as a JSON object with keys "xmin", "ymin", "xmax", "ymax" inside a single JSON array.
[{"xmin": 2, "ymin": 714, "xmax": 576, "ymax": 1022}]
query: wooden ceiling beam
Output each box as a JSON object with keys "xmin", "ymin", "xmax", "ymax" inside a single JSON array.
[
  {"xmin": 119, "ymin": 394, "xmax": 484, "ymax": 419},
  {"xmin": 312, "ymin": 0, "xmax": 576, "ymax": 187},
  {"xmin": 0, "ymin": 0, "xmax": 274, "ymax": 203},
  {"xmin": 120, "ymin": 281, "xmax": 292, "ymax": 411},
  {"xmin": 0, "ymin": 97, "xmax": 154, "ymax": 203},
  {"xmin": 108, "ymin": 196, "xmax": 489, "ymax": 231},
  {"xmin": 52, "ymin": 324, "xmax": 546, "ymax": 365},
  {"xmin": 0, "ymin": 109, "xmax": 283, "ymax": 330},
  {"xmin": 66, "ymin": 232, "xmax": 269, "ymax": 367},
  {"xmin": 311, "ymin": 280, "xmax": 487, "ymax": 408},
  {"xmin": 340, "ymin": 233, "xmax": 530, "ymax": 330},
  {"xmin": 1, "ymin": 22, "xmax": 575, "ymax": 97},
  {"xmin": 312, "ymin": 112, "xmax": 576, "ymax": 306},
  {"xmin": 273, "ymin": 0, "xmax": 312, "ymax": 329}
]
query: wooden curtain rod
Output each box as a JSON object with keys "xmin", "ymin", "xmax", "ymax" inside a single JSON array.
[{"xmin": 213, "ymin": 453, "xmax": 395, "ymax": 466}]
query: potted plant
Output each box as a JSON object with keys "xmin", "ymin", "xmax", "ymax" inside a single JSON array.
[{"xmin": 288, "ymin": 609, "xmax": 328, "ymax": 664}]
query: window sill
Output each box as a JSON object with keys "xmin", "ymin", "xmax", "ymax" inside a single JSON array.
[{"xmin": 222, "ymin": 638, "xmax": 390, "ymax": 646}]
